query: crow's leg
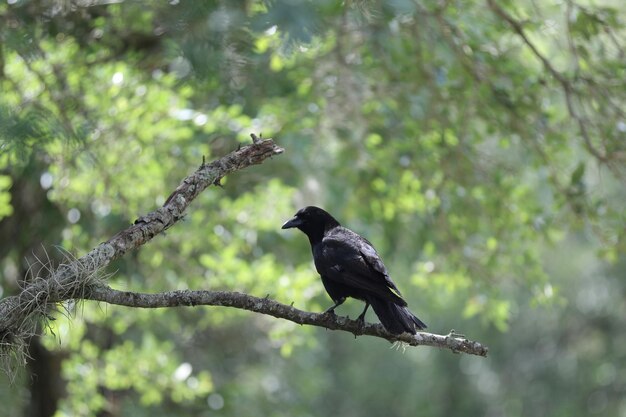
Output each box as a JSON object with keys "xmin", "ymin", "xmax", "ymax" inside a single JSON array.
[
  {"xmin": 324, "ymin": 297, "xmax": 346, "ymax": 315},
  {"xmin": 356, "ymin": 302, "xmax": 370, "ymax": 324}
]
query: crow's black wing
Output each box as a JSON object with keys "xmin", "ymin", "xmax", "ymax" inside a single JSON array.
[{"xmin": 315, "ymin": 227, "xmax": 407, "ymax": 306}]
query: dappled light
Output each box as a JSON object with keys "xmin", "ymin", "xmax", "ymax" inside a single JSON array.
[{"xmin": 0, "ymin": 1, "xmax": 624, "ymax": 416}]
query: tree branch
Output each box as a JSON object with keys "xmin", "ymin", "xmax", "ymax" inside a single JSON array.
[
  {"xmin": 0, "ymin": 136, "xmax": 284, "ymax": 360},
  {"xmin": 0, "ymin": 133, "xmax": 489, "ymax": 366},
  {"xmin": 485, "ymin": 0, "xmax": 612, "ymax": 163},
  {"xmin": 85, "ymin": 286, "xmax": 489, "ymax": 357}
]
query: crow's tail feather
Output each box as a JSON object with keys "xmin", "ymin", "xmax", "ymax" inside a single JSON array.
[{"xmin": 369, "ymin": 297, "xmax": 427, "ymax": 335}]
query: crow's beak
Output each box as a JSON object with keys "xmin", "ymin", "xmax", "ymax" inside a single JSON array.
[{"xmin": 281, "ymin": 216, "xmax": 302, "ymax": 229}]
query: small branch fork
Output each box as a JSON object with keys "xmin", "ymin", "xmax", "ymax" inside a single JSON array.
[{"xmin": 86, "ymin": 286, "xmax": 489, "ymax": 357}]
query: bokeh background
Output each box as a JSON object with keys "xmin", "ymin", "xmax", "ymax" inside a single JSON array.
[{"xmin": 0, "ymin": 1, "xmax": 624, "ymax": 416}]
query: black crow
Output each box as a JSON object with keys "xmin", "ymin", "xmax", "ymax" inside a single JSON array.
[{"xmin": 282, "ymin": 206, "xmax": 427, "ymax": 334}]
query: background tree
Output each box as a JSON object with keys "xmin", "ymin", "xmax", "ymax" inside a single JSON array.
[{"xmin": 0, "ymin": 1, "xmax": 624, "ymax": 416}]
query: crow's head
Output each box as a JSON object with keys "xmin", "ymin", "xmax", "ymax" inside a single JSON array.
[{"xmin": 282, "ymin": 206, "xmax": 340, "ymax": 242}]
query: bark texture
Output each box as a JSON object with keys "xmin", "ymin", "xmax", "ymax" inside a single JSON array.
[{"xmin": 86, "ymin": 286, "xmax": 489, "ymax": 357}]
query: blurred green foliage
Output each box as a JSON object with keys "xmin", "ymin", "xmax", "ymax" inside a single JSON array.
[{"xmin": 0, "ymin": 0, "xmax": 624, "ymax": 416}]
